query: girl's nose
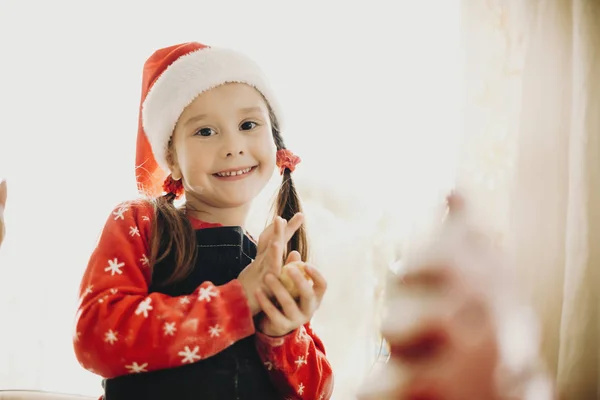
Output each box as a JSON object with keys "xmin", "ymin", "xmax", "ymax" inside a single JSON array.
[{"xmin": 222, "ymin": 130, "xmax": 246, "ymax": 158}]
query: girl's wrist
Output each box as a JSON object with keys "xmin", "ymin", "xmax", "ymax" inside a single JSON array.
[
  {"xmin": 258, "ymin": 328, "xmax": 286, "ymax": 338},
  {"xmin": 257, "ymin": 322, "xmax": 297, "ymax": 338}
]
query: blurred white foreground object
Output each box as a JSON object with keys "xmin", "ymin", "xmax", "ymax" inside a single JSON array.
[{"xmin": 357, "ymin": 193, "xmax": 556, "ymax": 400}]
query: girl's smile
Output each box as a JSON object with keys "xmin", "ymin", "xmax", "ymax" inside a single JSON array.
[{"xmin": 213, "ymin": 165, "xmax": 258, "ymax": 180}]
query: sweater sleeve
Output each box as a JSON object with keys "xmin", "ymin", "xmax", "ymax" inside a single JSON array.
[
  {"xmin": 255, "ymin": 323, "xmax": 334, "ymax": 400},
  {"xmin": 73, "ymin": 201, "xmax": 256, "ymax": 378}
]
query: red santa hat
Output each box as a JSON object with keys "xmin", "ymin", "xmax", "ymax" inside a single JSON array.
[{"xmin": 135, "ymin": 42, "xmax": 283, "ymax": 197}]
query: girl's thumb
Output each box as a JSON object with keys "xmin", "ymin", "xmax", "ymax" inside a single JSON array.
[{"xmin": 285, "ymin": 250, "xmax": 302, "ymax": 264}]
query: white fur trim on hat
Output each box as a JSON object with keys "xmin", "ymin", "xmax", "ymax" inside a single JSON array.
[{"xmin": 142, "ymin": 46, "xmax": 283, "ymax": 173}]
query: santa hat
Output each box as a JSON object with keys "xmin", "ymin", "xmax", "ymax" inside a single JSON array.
[{"xmin": 135, "ymin": 42, "xmax": 283, "ymax": 197}]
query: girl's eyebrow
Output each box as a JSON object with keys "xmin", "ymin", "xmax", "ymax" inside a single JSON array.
[
  {"xmin": 184, "ymin": 107, "xmax": 264, "ymax": 127},
  {"xmin": 238, "ymin": 106, "xmax": 263, "ymax": 114},
  {"xmin": 184, "ymin": 114, "xmax": 208, "ymax": 127}
]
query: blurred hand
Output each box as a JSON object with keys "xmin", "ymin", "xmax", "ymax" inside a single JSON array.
[{"xmin": 357, "ymin": 192, "xmax": 555, "ymax": 400}]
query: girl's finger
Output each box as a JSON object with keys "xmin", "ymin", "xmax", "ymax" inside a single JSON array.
[
  {"xmin": 283, "ymin": 213, "xmax": 304, "ymax": 243},
  {"xmin": 257, "ymin": 216, "xmax": 285, "ymax": 255},
  {"xmin": 271, "ymin": 218, "xmax": 287, "ymax": 272},
  {"xmin": 271, "ymin": 217, "xmax": 284, "ymax": 246},
  {"xmin": 255, "ymin": 286, "xmax": 289, "ymax": 328},
  {"xmin": 265, "ymin": 239, "xmax": 284, "ymax": 275},
  {"xmin": 258, "ymin": 214, "xmax": 303, "ymax": 257},
  {"xmin": 304, "ymin": 264, "xmax": 327, "ymax": 301},
  {"xmin": 288, "ymin": 266, "xmax": 318, "ymax": 314},
  {"xmin": 258, "ymin": 217, "xmax": 284, "ymax": 270},
  {"xmin": 265, "ymin": 273, "xmax": 304, "ymax": 322},
  {"xmin": 276, "ymin": 215, "xmax": 286, "ymax": 245},
  {"xmin": 285, "ymin": 250, "xmax": 302, "ymax": 264}
]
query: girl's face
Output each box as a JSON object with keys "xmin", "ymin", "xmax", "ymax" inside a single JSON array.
[{"xmin": 169, "ymin": 83, "xmax": 277, "ymax": 210}]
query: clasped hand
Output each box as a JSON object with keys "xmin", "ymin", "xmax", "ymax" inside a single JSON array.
[{"xmin": 238, "ymin": 214, "xmax": 327, "ymax": 337}]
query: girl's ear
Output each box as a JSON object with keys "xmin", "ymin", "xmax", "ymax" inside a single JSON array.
[{"xmin": 166, "ymin": 149, "xmax": 182, "ymax": 181}]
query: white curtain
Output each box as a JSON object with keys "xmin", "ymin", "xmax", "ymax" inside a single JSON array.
[{"xmin": 458, "ymin": 1, "xmax": 600, "ymax": 398}]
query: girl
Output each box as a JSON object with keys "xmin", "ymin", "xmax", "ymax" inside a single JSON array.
[{"xmin": 73, "ymin": 42, "xmax": 333, "ymax": 400}]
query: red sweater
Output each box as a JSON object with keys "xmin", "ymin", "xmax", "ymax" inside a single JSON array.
[{"xmin": 74, "ymin": 200, "xmax": 334, "ymax": 399}]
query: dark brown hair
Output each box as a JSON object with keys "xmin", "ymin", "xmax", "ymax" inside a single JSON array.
[{"xmin": 148, "ymin": 114, "xmax": 308, "ymax": 287}]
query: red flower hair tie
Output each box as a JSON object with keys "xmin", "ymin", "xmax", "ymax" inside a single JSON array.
[
  {"xmin": 276, "ymin": 149, "xmax": 301, "ymax": 175},
  {"xmin": 162, "ymin": 175, "xmax": 185, "ymax": 199}
]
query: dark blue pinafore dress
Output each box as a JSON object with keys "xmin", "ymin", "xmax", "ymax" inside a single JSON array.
[{"xmin": 102, "ymin": 226, "xmax": 280, "ymax": 399}]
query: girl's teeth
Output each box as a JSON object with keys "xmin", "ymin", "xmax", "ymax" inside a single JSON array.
[{"xmin": 217, "ymin": 167, "xmax": 252, "ymax": 177}]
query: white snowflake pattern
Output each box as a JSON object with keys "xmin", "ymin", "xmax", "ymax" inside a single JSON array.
[
  {"xmin": 105, "ymin": 258, "xmax": 124, "ymax": 276},
  {"xmin": 104, "ymin": 330, "xmax": 118, "ymax": 345},
  {"xmin": 163, "ymin": 322, "xmax": 177, "ymax": 336},
  {"xmin": 142, "ymin": 216, "xmax": 150, "ymax": 222},
  {"xmin": 83, "ymin": 285, "xmax": 93, "ymax": 297},
  {"xmin": 295, "ymin": 355, "xmax": 307, "ymax": 369},
  {"xmin": 140, "ymin": 254, "xmax": 149, "ymax": 267},
  {"xmin": 129, "ymin": 226, "xmax": 140, "ymax": 237},
  {"xmin": 178, "ymin": 346, "xmax": 201, "ymax": 364},
  {"xmin": 110, "ymin": 288, "xmax": 119, "ymax": 295},
  {"xmin": 208, "ymin": 325, "xmax": 222, "ymax": 338},
  {"xmin": 318, "ymin": 394, "xmax": 326, "ymax": 400},
  {"xmin": 135, "ymin": 298, "xmax": 153, "ymax": 318},
  {"xmin": 179, "ymin": 296, "xmax": 191, "ymax": 305},
  {"xmin": 197, "ymin": 286, "xmax": 218, "ymax": 302},
  {"xmin": 298, "ymin": 383, "xmax": 305, "ymax": 395},
  {"xmin": 113, "ymin": 206, "xmax": 129, "ymax": 221},
  {"xmin": 125, "ymin": 362, "xmax": 148, "ymax": 373}
]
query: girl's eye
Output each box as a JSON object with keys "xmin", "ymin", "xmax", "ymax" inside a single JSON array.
[
  {"xmin": 196, "ymin": 127, "xmax": 216, "ymax": 137},
  {"xmin": 240, "ymin": 121, "xmax": 257, "ymax": 131}
]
